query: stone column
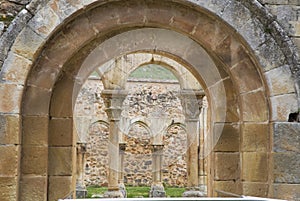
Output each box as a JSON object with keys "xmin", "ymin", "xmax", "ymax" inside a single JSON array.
[
  {"xmin": 199, "ymin": 96, "xmax": 208, "ymax": 196},
  {"xmin": 150, "ymin": 144, "xmax": 166, "ymax": 197},
  {"xmin": 118, "ymin": 142, "xmax": 127, "ymax": 197},
  {"xmin": 76, "ymin": 143, "xmax": 87, "ymax": 198},
  {"xmin": 101, "ymin": 89, "xmax": 127, "ymax": 198},
  {"xmin": 180, "ymin": 90, "xmax": 206, "ymax": 197}
]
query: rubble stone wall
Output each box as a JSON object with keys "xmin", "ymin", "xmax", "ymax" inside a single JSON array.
[{"xmin": 76, "ymin": 78, "xmax": 188, "ymax": 187}]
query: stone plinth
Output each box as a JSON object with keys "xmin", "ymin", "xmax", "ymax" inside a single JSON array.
[
  {"xmin": 182, "ymin": 187, "xmax": 206, "ymax": 197},
  {"xmin": 76, "ymin": 184, "xmax": 87, "ymax": 198},
  {"xmin": 149, "ymin": 183, "xmax": 166, "ymax": 197},
  {"xmin": 103, "ymin": 190, "xmax": 124, "ymax": 198}
]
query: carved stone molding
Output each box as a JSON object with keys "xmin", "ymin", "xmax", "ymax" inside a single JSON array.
[
  {"xmin": 101, "ymin": 90, "xmax": 128, "ymax": 120},
  {"xmin": 179, "ymin": 90, "xmax": 205, "ymax": 121}
]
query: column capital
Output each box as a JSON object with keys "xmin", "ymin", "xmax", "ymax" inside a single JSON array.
[
  {"xmin": 101, "ymin": 90, "xmax": 128, "ymax": 120},
  {"xmin": 76, "ymin": 143, "xmax": 87, "ymax": 154},
  {"xmin": 119, "ymin": 142, "xmax": 126, "ymax": 151},
  {"xmin": 179, "ymin": 90, "xmax": 205, "ymax": 121},
  {"xmin": 101, "ymin": 89, "xmax": 128, "ymax": 107},
  {"xmin": 152, "ymin": 144, "xmax": 164, "ymax": 152}
]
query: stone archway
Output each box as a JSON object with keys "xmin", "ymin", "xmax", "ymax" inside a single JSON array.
[{"xmin": 0, "ymin": 0, "xmax": 299, "ymax": 200}]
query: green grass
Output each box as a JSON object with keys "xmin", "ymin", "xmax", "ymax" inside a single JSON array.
[
  {"xmin": 129, "ymin": 64, "xmax": 177, "ymax": 80},
  {"xmin": 86, "ymin": 186, "xmax": 107, "ymax": 198},
  {"xmin": 86, "ymin": 186, "xmax": 185, "ymax": 198}
]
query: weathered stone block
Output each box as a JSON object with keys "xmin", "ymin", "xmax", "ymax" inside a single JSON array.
[
  {"xmin": 238, "ymin": 17, "xmax": 268, "ymax": 51},
  {"xmin": 28, "ymin": 3, "xmax": 60, "ymax": 39},
  {"xmin": 49, "ymin": 0, "xmax": 81, "ymax": 20},
  {"xmin": 0, "ymin": 83, "xmax": 23, "ymax": 113},
  {"xmin": 240, "ymin": 90, "xmax": 268, "ymax": 122},
  {"xmin": 231, "ymin": 58, "xmax": 263, "ymax": 93},
  {"xmin": 273, "ymin": 123, "xmax": 300, "ymax": 152},
  {"xmin": 265, "ymin": 65, "xmax": 295, "ymax": 96},
  {"xmin": 255, "ymin": 37, "xmax": 286, "ymax": 71},
  {"xmin": 273, "ymin": 152, "xmax": 300, "ymax": 183},
  {"xmin": 49, "ymin": 147, "xmax": 73, "ymax": 176},
  {"xmin": 117, "ymin": 1, "xmax": 146, "ymax": 26},
  {"xmin": 214, "ymin": 123, "xmax": 239, "ymax": 152},
  {"xmin": 22, "ymin": 86, "xmax": 51, "ymax": 116},
  {"xmin": 49, "ymin": 76, "xmax": 77, "ymax": 118},
  {"xmin": 42, "ymin": 32, "xmax": 78, "ymax": 67},
  {"xmin": 11, "ymin": 26, "xmax": 45, "ymax": 60},
  {"xmin": 26, "ymin": 57, "xmax": 60, "ymax": 90},
  {"xmin": 242, "ymin": 152, "xmax": 268, "ymax": 182},
  {"xmin": 242, "ymin": 182, "xmax": 268, "ymax": 197},
  {"xmin": 193, "ymin": 17, "xmax": 228, "ymax": 51},
  {"xmin": 214, "ymin": 153, "xmax": 240, "ymax": 180},
  {"xmin": 86, "ymin": 4, "xmax": 120, "ymax": 33},
  {"xmin": 21, "ymin": 146, "xmax": 48, "ymax": 175},
  {"xmin": 270, "ymin": 93, "xmax": 298, "ymax": 121},
  {"xmin": 171, "ymin": 5, "xmax": 200, "ymax": 34},
  {"xmin": 62, "ymin": 17, "xmax": 96, "ymax": 50},
  {"xmin": 213, "ymin": 180, "xmax": 242, "ymax": 197},
  {"xmin": 49, "ymin": 118, "xmax": 73, "ymax": 146},
  {"xmin": 22, "ymin": 116, "xmax": 48, "ymax": 145},
  {"xmin": 0, "ymin": 114, "xmax": 20, "ymax": 145},
  {"xmin": 0, "ymin": 52, "xmax": 32, "ymax": 84},
  {"xmin": 242, "ymin": 123, "xmax": 269, "ymax": 152},
  {"xmin": 19, "ymin": 176, "xmax": 47, "ymax": 201},
  {"xmin": 48, "ymin": 176, "xmax": 73, "ymax": 201},
  {"xmin": 273, "ymin": 184, "xmax": 300, "ymax": 201},
  {"xmin": 215, "ymin": 35, "xmax": 249, "ymax": 68},
  {"xmin": 209, "ymin": 79, "xmax": 239, "ymax": 123},
  {"xmin": 0, "ymin": 177, "xmax": 18, "ymax": 201},
  {"xmin": 221, "ymin": 1, "xmax": 252, "ymax": 34},
  {"xmin": 0, "ymin": 145, "xmax": 19, "ymax": 176},
  {"xmin": 145, "ymin": 3, "xmax": 173, "ymax": 26}
]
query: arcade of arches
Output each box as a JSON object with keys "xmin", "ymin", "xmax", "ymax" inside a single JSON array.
[{"xmin": 0, "ymin": 0, "xmax": 299, "ymax": 201}]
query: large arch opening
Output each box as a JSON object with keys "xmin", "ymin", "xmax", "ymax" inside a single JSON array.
[{"xmin": 5, "ymin": 0, "xmax": 296, "ymax": 200}]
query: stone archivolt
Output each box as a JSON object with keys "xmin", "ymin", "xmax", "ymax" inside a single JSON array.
[{"xmin": 0, "ymin": 0, "xmax": 299, "ymax": 200}]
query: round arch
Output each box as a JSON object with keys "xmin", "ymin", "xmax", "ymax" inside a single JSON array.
[
  {"xmin": 98, "ymin": 52, "xmax": 202, "ymax": 91},
  {"xmin": 0, "ymin": 0, "xmax": 299, "ymax": 200}
]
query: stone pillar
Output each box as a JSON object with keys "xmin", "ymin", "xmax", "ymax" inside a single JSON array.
[
  {"xmin": 101, "ymin": 90, "xmax": 127, "ymax": 198},
  {"xmin": 150, "ymin": 144, "xmax": 166, "ymax": 197},
  {"xmin": 118, "ymin": 142, "xmax": 127, "ymax": 197},
  {"xmin": 199, "ymin": 96, "xmax": 208, "ymax": 196},
  {"xmin": 76, "ymin": 143, "xmax": 87, "ymax": 198},
  {"xmin": 180, "ymin": 90, "xmax": 206, "ymax": 197}
]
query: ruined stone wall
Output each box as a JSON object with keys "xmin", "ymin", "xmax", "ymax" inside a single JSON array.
[
  {"xmin": 259, "ymin": 0, "xmax": 300, "ymax": 57},
  {"xmin": 0, "ymin": 0, "xmax": 28, "ymax": 35},
  {"xmin": 75, "ymin": 78, "xmax": 188, "ymax": 187}
]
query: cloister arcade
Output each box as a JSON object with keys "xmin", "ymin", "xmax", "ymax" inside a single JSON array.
[{"xmin": 73, "ymin": 52, "xmax": 209, "ymax": 198}]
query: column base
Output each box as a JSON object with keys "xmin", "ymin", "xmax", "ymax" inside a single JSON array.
[
  {"xmin": 149, "ymin": 184, "xmax": 166, "ymax": 197},
  {"xmin": 104, "ymin": 189, "xmax": 124, "ymax": 198},
  {"xmin": 118, "ymin": 183, "xmax": 127, "ymax": 198},
  {"xmin": 76, "ymin": 184, "xmax": 87, "ymax": 198},
  {"xmin": 199, "ymin": 184, "xmax": 208, "ymax": 196},
  {"xmin": 182, "ymin": 187, "xmax": 206, "ymax": 197}
]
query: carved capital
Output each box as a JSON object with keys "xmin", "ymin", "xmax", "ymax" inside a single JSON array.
[
  {"xmin": 76, "ymin": 143, "xmax": 87, "ymax": 154},
  {"xmin": 101, "ymin": 90, "xmax": 128, "ymax": 120},
  {"xmin": 179, "ymin": 90, "xmax": 205, "ymax": 121},
  {"xmin": 119, "ymin": 142, "xmax": 127, "ymax": 152}
]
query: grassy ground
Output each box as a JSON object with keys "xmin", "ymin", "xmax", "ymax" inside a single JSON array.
[
  {"xmin": 129, "ymin": 64, "xmax": 177, "ymax": 80},
  {"xmin": 87, "ymin": 186, "xmax": 185, "ymax": 198}
]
